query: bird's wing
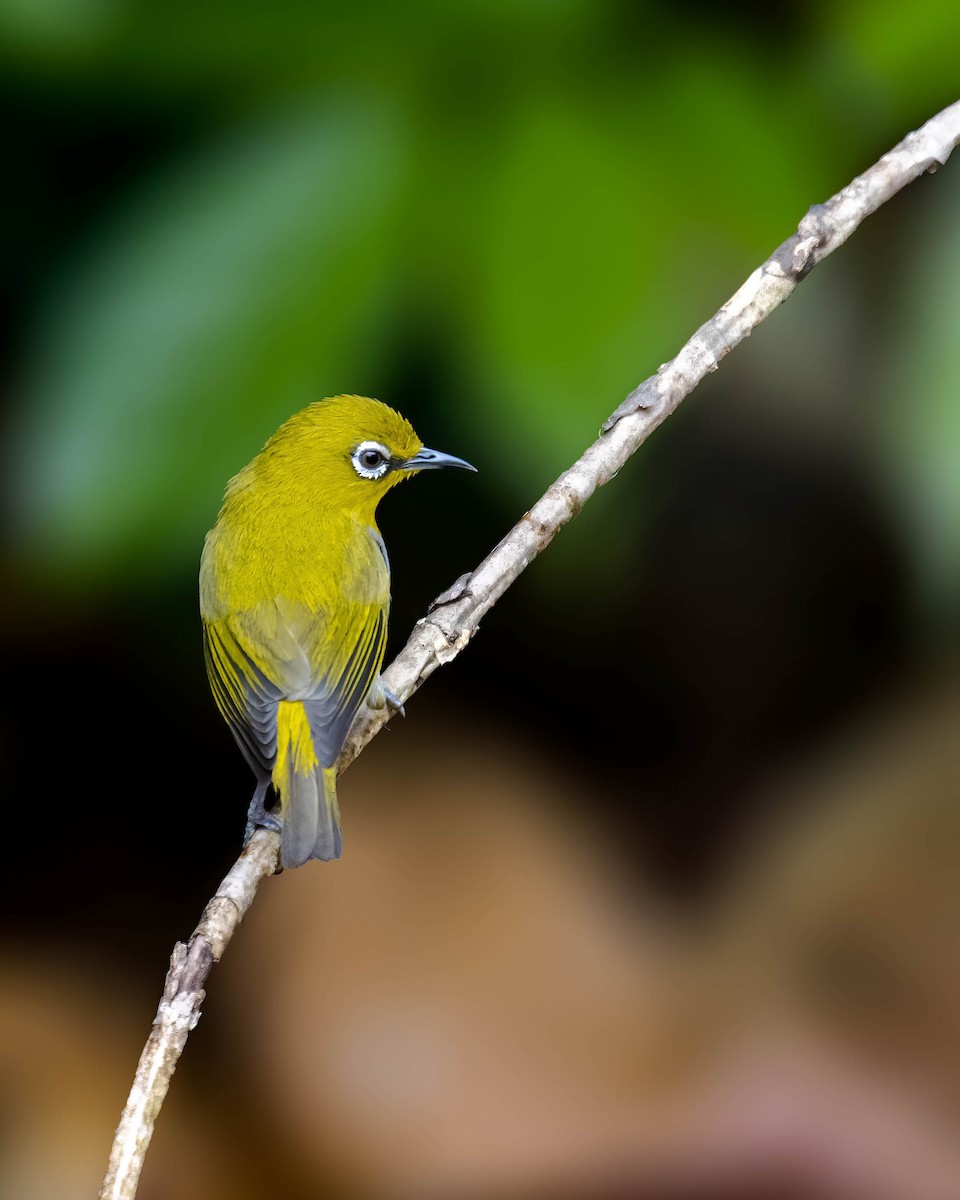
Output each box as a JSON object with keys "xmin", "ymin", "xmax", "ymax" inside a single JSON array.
[
  {"xmin": 203, "ymin": 593, "xmax": 387, "ymax": 773},
  {"xmin": 203, "ymin": 616, "xmax": 281, "ymax": 779},
  {"xmin": 276, "ymin": 593, "xmax": 388, "ymax": 767}
]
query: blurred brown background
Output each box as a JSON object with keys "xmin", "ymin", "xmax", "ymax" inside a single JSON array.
[{"xmin": 1, "ymin": 2, "xmax": 960, "ymax": 1197}]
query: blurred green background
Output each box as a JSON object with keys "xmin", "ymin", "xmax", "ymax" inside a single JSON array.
[
  {"xmin": 2, "ymin": 0, "xmax": 959, "ymax": 967},
  {"xmin": 1, "ymin": 1, "xmax": 960, "ymax": 1196}
]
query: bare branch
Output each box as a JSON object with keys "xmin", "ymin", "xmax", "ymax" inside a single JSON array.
[
  {"xmin": 99, "ymin": 832, "xmax": 278, "ymax": 1200},
  {"xmin": 100, "ymin": 97, "xmax": 960, "ymax": 1200},
  {"xmin": 342, "ymin": 98, "xmax": 960, "ymax": 766}
]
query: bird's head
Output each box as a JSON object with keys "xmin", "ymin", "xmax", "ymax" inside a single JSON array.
[{"xmin": 254, "ymin": 394, "xmax": 475, "ymax": 520}]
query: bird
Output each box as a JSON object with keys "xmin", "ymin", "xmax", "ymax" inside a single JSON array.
[{"xmin": 200, "ymin": 394, "xmax": 475, "ymax": 868}]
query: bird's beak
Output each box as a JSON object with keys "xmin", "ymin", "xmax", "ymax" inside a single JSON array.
[{"xmin": 403, "ymin": 446, "xmax": 477, "ymax": 472}]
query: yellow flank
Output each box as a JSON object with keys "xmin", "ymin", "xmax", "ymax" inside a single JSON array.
[
  {"xmin": 273, "ymin": 701, "xmax": 319, "ymax": 784},
  {"xmin": 199, "ymin": 393, "xmax": 475, "ymax": 867}
]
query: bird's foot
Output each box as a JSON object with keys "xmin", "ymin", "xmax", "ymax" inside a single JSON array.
[{"xmin": 243, "ymin": 784, "xmax": 282, "ymax": 846}]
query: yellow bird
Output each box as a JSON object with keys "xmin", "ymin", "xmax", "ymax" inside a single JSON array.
[{"xmin": 200, "ymin": 394, "xmax": 475, "ymax": 868}]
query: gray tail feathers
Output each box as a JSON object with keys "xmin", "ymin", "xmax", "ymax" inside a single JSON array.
[{"xmin": 278, "ymin": 763, "xmax": 342, "ymax": 868}]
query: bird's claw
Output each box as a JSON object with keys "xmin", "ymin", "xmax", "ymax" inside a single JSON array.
[
  {"xmin": 382, "ymin": 685, "xmax": 406, "ymax": 717},
  {"xmin": 368, "ymin": 679, "xmax": 406, "ymax": 717}
]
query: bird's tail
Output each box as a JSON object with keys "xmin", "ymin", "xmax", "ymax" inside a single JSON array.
[{"xmin": 272, "ymin": 700, "xmax": 342, "ymax": 868}]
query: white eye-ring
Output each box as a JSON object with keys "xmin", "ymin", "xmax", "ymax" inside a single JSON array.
[{"xmin": 351, "ymin": 440, "xmax": 391, "ymax": 480}]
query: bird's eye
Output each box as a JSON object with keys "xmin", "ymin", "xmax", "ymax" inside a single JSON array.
[{"xmin": 351, "ymin": 441, "xmax": 391, "ymax": 480}]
